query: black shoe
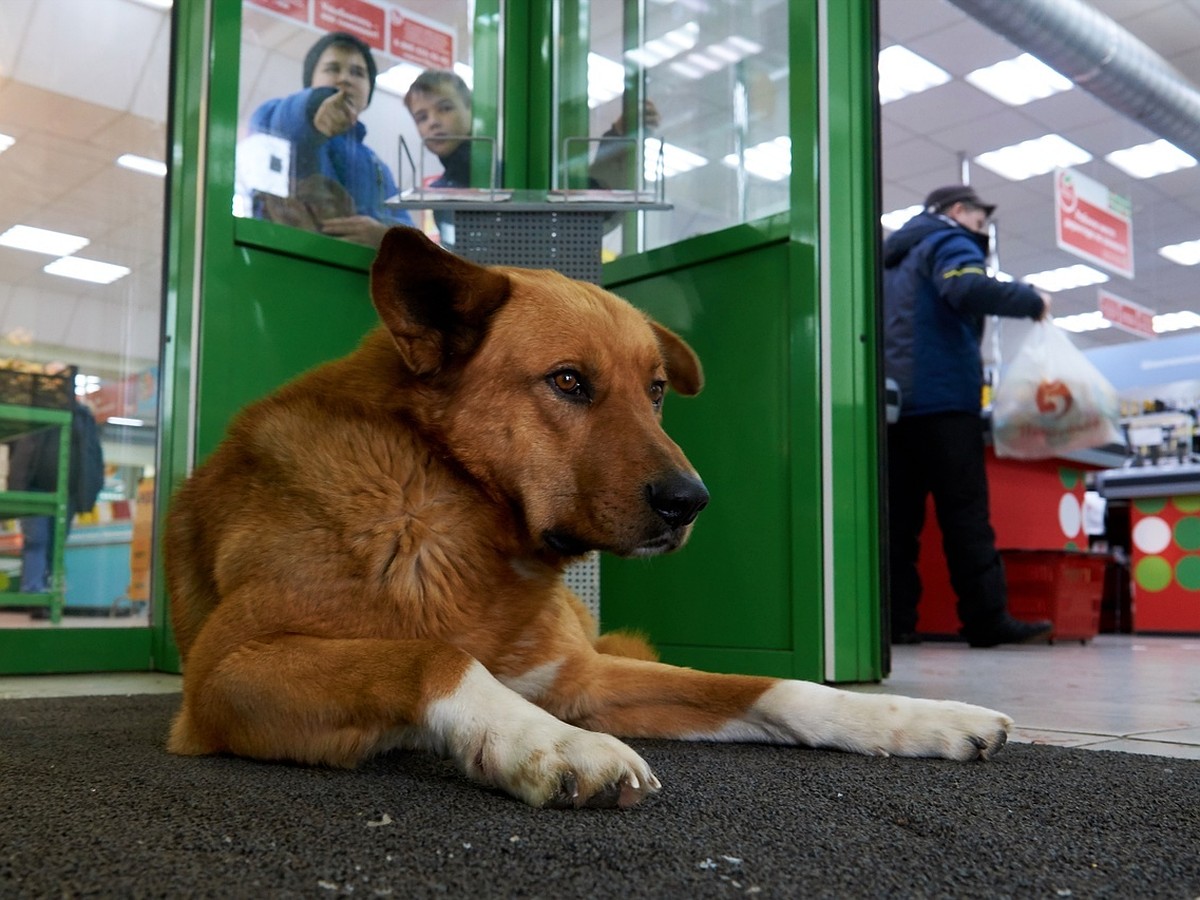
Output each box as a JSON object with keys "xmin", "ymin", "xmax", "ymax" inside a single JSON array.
[
  {"xmin": 961, "ymin": 616, "xmax": 1053, "ymax": 648},
  {"xmin": 892, "ymin": 632, "xmax": 923, "ymax": 645}
]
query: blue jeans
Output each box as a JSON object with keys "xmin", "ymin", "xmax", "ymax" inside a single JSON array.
[{"xmin": 19, "ymin": 516, "xmax": 53, "ymax": 593}]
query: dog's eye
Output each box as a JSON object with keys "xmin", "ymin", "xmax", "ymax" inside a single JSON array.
[
  {"xmin": 649, "ymin": 381, "xmax": 665, "ymax": 409},
  {"xmin": 549, "ymin": 370, "xmax": 589, "ymax": 401}
]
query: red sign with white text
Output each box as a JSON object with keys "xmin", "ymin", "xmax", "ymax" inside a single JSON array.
[
  {"xmin": 1098, "ymin": 289, "xmax": 1156, "ymax": 339},
  {"xmin": 1055, "ymin": 168, "xmax": 1134, "ymax": 279},
  {"xmin": 314, "ymin": 0, "xmax": 386, "ymax": 51},
  {"xmin": 246, "ymin": 0, "xmax": 310, "ymax": 23},
  {"xmin": 389, "ymin": 9, "xmax": 455, "ymax": 69}
]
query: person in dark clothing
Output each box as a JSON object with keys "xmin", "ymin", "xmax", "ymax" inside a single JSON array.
[
  {"xmin": 248, "ymin": 31, "xmax": 413, "ymax": 247},
  {"xmin": 8, "ymin": 398, "xmax": 104, "ymax": 595},
  {"xmin": 883, "ymin": 184, "xmax": 1054, "ymax": 648}
]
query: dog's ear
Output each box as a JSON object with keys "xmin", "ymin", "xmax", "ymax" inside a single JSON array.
[
  {"xmin": 370, "ymin": 227, "xmax": 511, "ymax": 376},
  {"xmin": 649, "ymin": 320, "xmax": 703, "ymax": 396}
]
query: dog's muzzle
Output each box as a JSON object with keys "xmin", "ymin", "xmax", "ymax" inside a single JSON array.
[{"xmin": 645, "ymin": 472, "xmax": 709, "ymax": 529}]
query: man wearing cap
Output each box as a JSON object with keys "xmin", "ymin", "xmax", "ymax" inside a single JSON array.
[
  {"xmin": 883, "ymin": 184, "xmax": 1052, "ymax": 647},
  {"xmin": 248, "ymin": 31, "xmax": 413, "ymax": 247}
]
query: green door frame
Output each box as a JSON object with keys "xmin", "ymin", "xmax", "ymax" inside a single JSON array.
[
  {"xmin": 598, "ymin": 0, "xmax": 882, "ymax": 684},
  {"xmin": 0, "ymin": 0, "xmax": 881, "ymax": 683}
]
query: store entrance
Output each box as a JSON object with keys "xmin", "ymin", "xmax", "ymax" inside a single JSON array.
[{"xmin": 0, "ymin": 0, "xmax": 169, "ymax": 671}]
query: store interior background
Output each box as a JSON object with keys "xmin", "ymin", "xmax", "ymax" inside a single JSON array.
[{"xmin": 2, "ymin": 0, "xmax": 1200, "ymax": 631}]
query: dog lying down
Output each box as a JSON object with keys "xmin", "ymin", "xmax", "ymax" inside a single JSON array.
[{"xmin": 165, "ymin": 226, "xmax": 1011, "ymax": 809}]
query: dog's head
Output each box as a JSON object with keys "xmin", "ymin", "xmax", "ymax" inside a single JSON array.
[{"xmin": 370, "ymin": 226, "xmax": 708, "ymax": 559}]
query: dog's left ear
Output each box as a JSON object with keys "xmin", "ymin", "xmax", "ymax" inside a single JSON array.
[
  {"xmin": 649, "ymin": 320, "xmax": 703, "ymax": 396},
  {"xmin": 370, "ymin": 227, "xmax": 511, "ymax": 376}
]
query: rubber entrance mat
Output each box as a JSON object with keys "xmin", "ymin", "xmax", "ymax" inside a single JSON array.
[{"xmin": 3, "ymin": 693, "xmax": 1198, "ymax": 898}]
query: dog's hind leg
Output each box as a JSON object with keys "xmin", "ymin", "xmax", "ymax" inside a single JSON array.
[{"xmin": 547, "ymin": 654, "xmax": 1013, "ymax": 762}]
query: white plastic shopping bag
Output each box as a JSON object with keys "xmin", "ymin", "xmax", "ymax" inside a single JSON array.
[{"xmin": 990, "ymin": 319, "xmax": 1121, "ymax": 459}]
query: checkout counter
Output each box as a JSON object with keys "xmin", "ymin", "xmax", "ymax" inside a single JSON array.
[{"xmin": 1092, "ymin": 409, "xmax": 1200, "ymax": 633}]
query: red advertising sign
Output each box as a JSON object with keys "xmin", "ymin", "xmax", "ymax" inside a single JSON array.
[
  {"xmin": 314, "ymin": 0, "xmax": 386, "ymax": 51},
  {"xmin": 1098, "ymin": 289, "xmax": 1156, "ymax": 339},
  {"xmin": 246, "ymin": 0, "xmax": 310, "ymax": 23},
  {"xmin": 1055, "ymin": 168, "xmax": 1134, "ymax": 279},
  {"xmin": 389, "ymin": 9, "xmax": 455, "ymax": 69}
]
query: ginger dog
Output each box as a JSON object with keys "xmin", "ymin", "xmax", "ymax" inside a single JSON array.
[{"xmin": 165, "ymin": 227, "xmax": 1011, "ymax": 809}]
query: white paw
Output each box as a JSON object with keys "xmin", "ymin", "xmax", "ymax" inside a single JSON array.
[
  {"xmin": 422, "ymin": 662, "xmax": 660, "ymax": 808},
  {"xmin": 879, "ymin": 697, "xmax": 1013, "ymax": 761},
  {"xmin": 481, "ymin": 721, "xmax": 661, "ymax": 809},
  {"xmin": 748, "ymin": 682, "xmax": 1012, "ymax": 761}
]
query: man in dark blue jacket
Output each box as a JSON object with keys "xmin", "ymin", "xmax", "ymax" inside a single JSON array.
[
  {"xmin": 883, "ymin": 184, "xmax": 1052, "ymax": 647},
  {"xmin": 248, "ymin": 31, "xmax": 413, "ymax": 247}
]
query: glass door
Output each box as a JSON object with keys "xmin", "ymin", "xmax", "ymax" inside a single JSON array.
[{"xmin": 0, "ymin": 0, "xmax": 170, "ymax": 672}]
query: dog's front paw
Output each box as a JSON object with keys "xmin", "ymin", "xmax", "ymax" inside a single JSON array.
[
  {"xmin": 885, "ymin": 697, "xmax": 1012, "ymax": 761},
  {"xmin": 481, "ymin": 720, "xmax": 661, "ymax": 809}
]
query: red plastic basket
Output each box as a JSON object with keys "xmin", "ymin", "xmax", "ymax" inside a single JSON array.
[{"xmin": 1000, "ymin": 549, "xmax": 1106, "ymax": 643}]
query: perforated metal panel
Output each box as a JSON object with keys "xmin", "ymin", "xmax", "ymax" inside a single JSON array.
[
  {"xmin": 454, "ymin": 209, "xmax": 606, "ymax": 619},
  {"xmin": 454, "ymin": 210, "xmax": 605, "ymax": 282}
]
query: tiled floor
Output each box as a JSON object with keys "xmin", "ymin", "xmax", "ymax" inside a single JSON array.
[
  {"xmin": 848, "ymin": 634, "xmax": 1200, "ymax": 760},
  {"xmin": 1, "ymin": 634, "xmax": 1197, "ymax": 759}
]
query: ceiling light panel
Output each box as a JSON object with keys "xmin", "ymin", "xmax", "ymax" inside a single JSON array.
[
  {"xmin": 1154, "ymin": 311, "xmax": 1200, "ymax": 333},
  {"xmin": 1158, "ymin": 238, "xmax": 1200, "ymax": 266},
  {"xmin": 722, "ymin": 136, "xmax": 791, "ymax": 182},
  {"xmin": 880, "ymin": 204, "xmax": 922, "ymax": 231},
  {"xmin": 43, "ymin": 256, "xmax": 131, "ymax": 285},
  {"xmin": 588, "ymin": 53, "xmax": 625, "ymax": 108},
  {"xmin": 644, "ymin": 138, "xmax": 708, "ymax": 181},
  {"xmin": 974, "ymin": 134, "xmax": 1091, "ymax": 180},
  {"xmin": 0, "ymin": 225, "xmax": 89, "ymax": 256},
  {"xmin": 1105, "ymin": 139, "xmax": 1197, "ymax": 179},
  {"xmin": 1055, "ymin": 311, "xmax": 1112, "ymax": 333},
  {"xmin": 117, "ymin": 154, "xmax": 167, "ymax": 177},
  {"xmin": 878, "ymin": 45, "xmax": 951, "ymax": 104},
  {"xmin": 1022, "ymin": 263, "xmax": 1108, "ymax": 292},
  {"xmin": 965, "ymin": 53, "xmax": 1072, "ymax": 106}
]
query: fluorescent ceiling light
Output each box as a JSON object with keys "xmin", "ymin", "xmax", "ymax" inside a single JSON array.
[
  {"xmin": 1159, "ymin": 238, "xmax": 1200, "ymax": 266},
  {"xmin": 0, "ymin": 133, "xmax": 14, "ymax": 154},
  {"xmin": 588, "ymin": 52, "xmax": 625, "ymax": 108},
  {"xmin": 974, "ymin": 134, "xmax": 1091, "ymax": 180},
  {"xmin": 881, "ymin": 204, "xmax": 922, "ymax": 231},
  {"xmin": 0, "ymin": 225, "xmax": 89, "ymax": 256},
  {"xmin": 1055, "ymin": 311, "xmax": 1112, "ymax": 333},
  {"xmin": 722, "ymin": 136, "xmax": 791, "ymax": 182},
  {"xmin": 117, "ymin": 153, "xmax": 167, "ymax": 177},
  {"xmin": 107, "ymin": 416, "xmax": 147, "ymax": 427},
  {"xmin": 1153, "ymin": 310, "xmax": 1200, "ymax": 333},
  {"xmin": 76, "ymin": 373, "xmax": 101, "ymax": 395},
  {"xmin": 375, "ymin": 62, "xmax": 423, "ymax": 97},
  {"xmin": 878, "ymin": 45, "xmax": 951, "ymax": 104},
  {"xmin": 965, "ymin": 53, "xmax": 1072, "ymax": 106},
  {"xmin": 1105, "ymin": 139, "xmax": 1197, "ymax": 179},
  {"xmin": 1022, "ymin": 263, "xmax": 1108, "ymax": 292},
  {"xmin": 44, "ymin": 256, "xmax": 130, "ymax": 284},
  {"xmin": 130, "ymin": 0, "xmax": 171, "ymax": 8},
  {"xmin": 644, "ymin": 138, "xmax": 708, "ymax": 181},
  {"xmin": 626, "ymin": 22, "xmax": 698, "ymax": 68}
]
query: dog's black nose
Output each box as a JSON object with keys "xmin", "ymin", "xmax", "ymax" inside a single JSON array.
[{"xmin": 646, "ymin": 472, "xmax": 709, "ymax": 528}]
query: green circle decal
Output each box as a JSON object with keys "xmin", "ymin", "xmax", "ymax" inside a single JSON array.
[
  {"xmin": 1176, "ymin": 556, "xmax": 1200, "ymax": 591},
  {"xmin": 1134, "ymin": 556, "xmax": 1173, "ymax": 592},
  {"xmin": 1134, "ymin": 498, "xmax": 1167, "ymax": 515},
  {"xmin": 1059, "ymin": 469, "xmax": 1081, "ymax": 490},
  {"xmin": 1174, "ymin": 495, "xmax": 1200, "ymax": 514},
  {"xmin": 1176, "ymin": 517, "xmax": 1200, "ymax": 552}
]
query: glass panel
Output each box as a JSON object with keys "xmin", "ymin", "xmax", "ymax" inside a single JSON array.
[
  {"xmin": 236, "ymin": 0, "xmax": 495, "ymax": 249},
  {"xmin": 574, "ymin": 0, "xmax": 790, "ymax": 255},
  {"xmin": 0, "ymin": 0, "xmax": 168, "ymax": 630}
]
